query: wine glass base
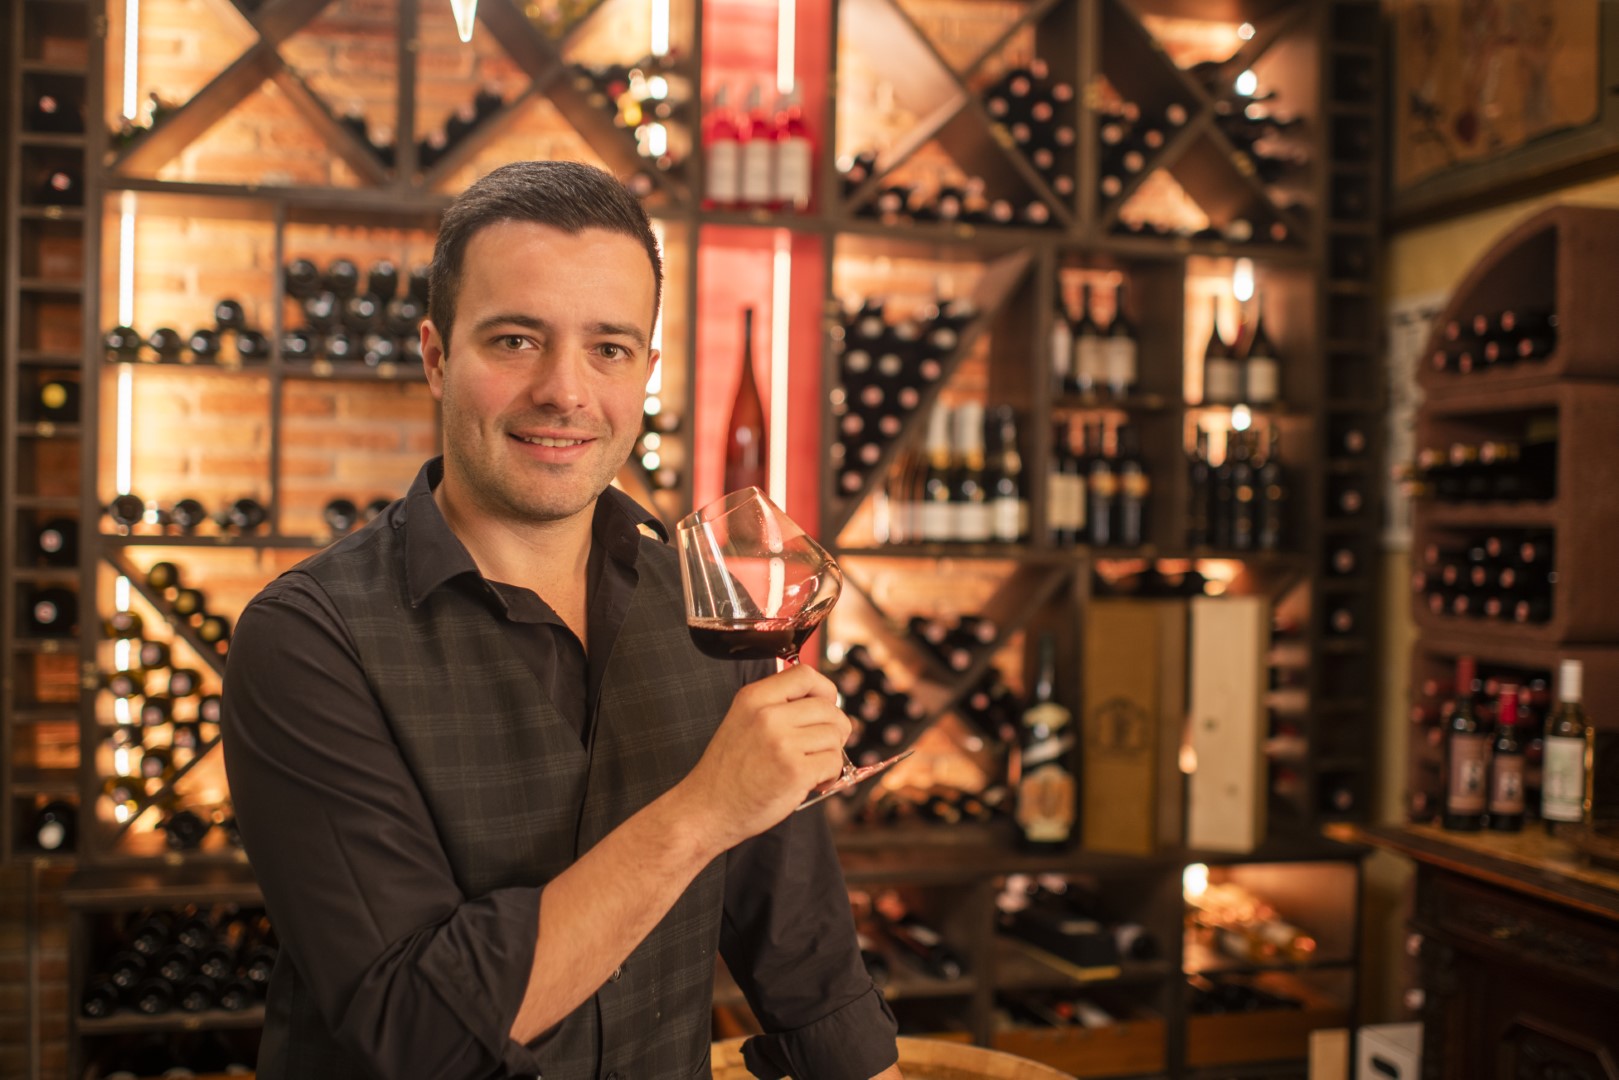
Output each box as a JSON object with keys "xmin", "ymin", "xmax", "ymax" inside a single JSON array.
[{"xmin": 796, "ymin": 750, "xmax": 915, "ymax": 810}]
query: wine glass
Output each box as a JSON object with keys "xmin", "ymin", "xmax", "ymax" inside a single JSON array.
[{"xmin": 678, "ymin": 487, "xmax": 912, "ymax": 809}]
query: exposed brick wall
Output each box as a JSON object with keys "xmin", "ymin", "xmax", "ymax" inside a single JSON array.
[{"xmin": 0, "ymin": 865, "xmax": 72, "ymax": 1080}]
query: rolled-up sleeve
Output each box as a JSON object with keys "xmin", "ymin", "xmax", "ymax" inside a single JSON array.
[
  {"xmin": 222, "ymin": 575, "xmax": 545, "ymax": 1078},
  {"xmin": 721, "ymin": 804, "xmax": 899, "ymax": 1080}
]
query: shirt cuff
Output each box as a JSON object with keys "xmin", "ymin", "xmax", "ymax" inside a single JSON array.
[{"xmin": 740, "ymin": 987, "xmax": 898, "ymax": 1080}]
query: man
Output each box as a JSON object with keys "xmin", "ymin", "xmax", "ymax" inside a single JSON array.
[{"xmin": 222, "ymin": 160, "xmax": 902, "ymax": 1079}]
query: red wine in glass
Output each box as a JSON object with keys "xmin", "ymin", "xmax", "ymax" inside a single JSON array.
[{"xmin": 688, "ymin": 617, "xmax": 821, "ymax": 662}]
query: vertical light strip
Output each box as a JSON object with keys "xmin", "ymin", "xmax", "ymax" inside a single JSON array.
[
  {"xmin": 776, "ymin": 0, "xmax": 797, "ymax": 95},
  {"xmin": 122, "ymin": 0, "xmax": 141, "ymax": 119},
  {"xmin": 647, "ymin": 221, "xmax": 664, "ymax": 398},
  {"xmin": 650, "ymin": 0, "xmax": 670, "ymax": 58},
  {"xmin": 768, "ymin": 232, "xmax": 791, "ymax": 506},
  {"xmin": 117, "ymin": 194, "xmax": 137, "ymax": 498}
]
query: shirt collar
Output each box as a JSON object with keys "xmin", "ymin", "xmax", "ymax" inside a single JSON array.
[{"xmin": 400, "ymin": 456, "xmax": 666, "ymax": 609}]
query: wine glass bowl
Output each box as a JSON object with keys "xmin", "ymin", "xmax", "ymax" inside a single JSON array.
[
  {"xmin": 678, "ymin": 487, "xmax": 911, "ymax": 808},
  {"xmin": 678, "ymin": 487, "xmax": 842, "ymax": 663}
]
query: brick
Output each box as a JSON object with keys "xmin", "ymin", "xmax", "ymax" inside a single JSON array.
[
  {"xmin": 195, "ymin": 388, "xmax": 273, "ymax": 415},
  {"xmin": 281, "ymin": 426, "xmax": 404, "ymax": 452},
  {"xmin": 331, "ymin": 453, "xmax": 426, "ymax": 486},
  {"xmin": 280, "ymin": 453, "xmax": 339, "ymax": 479},
  {"xmin": 282, "ymin": 390, "xmax": 339, "ymax": 418},
  {"xmin": 336, "ymin": 387, "xmax": 434, "ymax": 421}
]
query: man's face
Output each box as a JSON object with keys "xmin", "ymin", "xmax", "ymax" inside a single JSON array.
[{"xmin": 422, "ymin": 221, "xmax": 659, "ymax": 528}]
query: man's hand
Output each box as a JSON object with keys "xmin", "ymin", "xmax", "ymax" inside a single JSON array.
[
  {"xmin": 676, "ymin": 664, "xmax": 851, "ymax": 854},
  {"xmin": 871, "ymin": 1065, "xmax": 904, "ymax": 1080}
]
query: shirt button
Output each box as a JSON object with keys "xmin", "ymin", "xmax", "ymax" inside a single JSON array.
[{"xmin": 609, "ymin": 965, "xmax": 624, "ymax": 982}]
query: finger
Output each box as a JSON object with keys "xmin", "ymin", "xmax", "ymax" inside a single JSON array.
[{"xmin": 751, "ymin": 662, "xmax": 839, "ymax": 704}]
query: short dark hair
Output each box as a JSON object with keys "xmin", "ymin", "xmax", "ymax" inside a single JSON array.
[{"xmin": 428, "ymin": 161, "xmax": 663, "ymax": 349}]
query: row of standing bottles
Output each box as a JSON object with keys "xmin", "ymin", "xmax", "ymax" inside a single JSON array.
[{"xmin": 1045, "ymin": 418, "xmax": 1150, "ymax": 549}]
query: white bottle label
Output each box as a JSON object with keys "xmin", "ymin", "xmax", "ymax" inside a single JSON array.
[
  {"xmin": 1050, "ymin": 321, "xmax": 1073, "ymax": 383},
  {"xmin": 1102, "ymin": 337, "xmax": 1136, "ymax": 393},
  {"xmin": 1072, "ymin": 473, "xmax": 1087, "ymax": 530},
  {"xmin": 1076, "ymin": 335, "xmax": 1105, "ymax": 389},
  {"xmin": 740, "ymin": 139, "xmax": 774, "ymax": 205},
  {"xmin": 775, "ymin": 136, "xmax": 813, "ymax": 209},
  {"xmin": 993, "ymin": 497, "xmax": 1021, "ymax": 542},
  {"xmin": 921, "ymin": 501, "xmax": 954, "ymax": 543},
  {"xmin": 1543, "ymin": 734, "xmax": 1587, "ymax": 822},
  {"xmin": 1246, "ymin": 355, "xmax": 1279, "ymax": 404},
  {"xmin": 1205, "ymin": 358, "xmax": 1240, "ymax": 404},
  {"xmin": 706, "ymin": 141, "xmax": 740, "ymax": 204},
  {"xmin": 958, "ymin": 501, "xmax": 992, "ymax": 543}
]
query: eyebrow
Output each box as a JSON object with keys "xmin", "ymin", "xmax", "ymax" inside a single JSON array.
[{"xmin": 471, "ymin": 313, "xmax": 648, "ymax": 349}]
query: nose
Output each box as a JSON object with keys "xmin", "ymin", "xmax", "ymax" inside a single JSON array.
[{"xmin": 525, "ymin": 345, "xmax": 590, "ymax": 412}]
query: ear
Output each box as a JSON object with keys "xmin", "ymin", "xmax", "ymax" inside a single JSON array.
[{"xmin": 421, "ymin": 320, "xmax": 447, "ymax": 401}]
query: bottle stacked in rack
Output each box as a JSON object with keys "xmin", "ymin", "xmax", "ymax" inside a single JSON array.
[
  {"xmin": 1186, "ymin": 426, "xmax": 1289, "ymax": 551},
  {"xmin": 1045, "ymin": 417, "xmax": 1152, "ymax": 550},
  {"xmin": 980, "ymin": 57, "xmax": 1078, "ymax": 199},
  {"xmin": 282, "ymin": 257, "xmax": 428, "ymax": 367},
  {"xmin": 1199, "ymin": 292, "xmax": 1284, "ymax": 407},
  {"xmin": 1095, "ymin": 97, "xmax": 1187, "ymax": 202},
  {"xmin": 1437, "ymin": 656, "xmax": 1545, "ymax": 834},
  {"xmin": 1197, "ymin": 64, "xmax": 1309, "ymax": 191},
  {"xmin": 103, "ymin": 293, "xmax": 273, "ymax": 368},
  {"xmin": 1403, "ymin": 421, "xmax": 1558, "ymax": 503},
  {"xmin": 412, "ymin": 85, "xmax": 505, "ymax": 170},
  {"xmin": 875, "ymin": 401, "xmax": 1027, "ymax": 545},
  {"xmin": 906, "ymin": 614, "xmax": 998, "ymax": 674},
  {"xmin": 1414, "ymin": 531, "xmax": 1556, "ymax": 624},
  {"xmin": 838, "ymin": 160, "xmax": 1057, "ymax": 228},
  {"xmin": 1050, "ymin": 278, "xmax": 1138, "ymax": 400},
  {"xmin": 866, "ymin": 890, "xmax": 968, "ymax": 981},
  {"xmin": 103, "ymin": 493, "xmax": 267, "ymax": 537},
  {"xmin": 1430, "ymin": 308, "xmax": 1559, "ymax": 376},
  {"xmin": 861, "ymin": 785, "xmax": 1008, "ymax": 828},
  {"xmin": 702, "ymin": 81, "xmax": 813, "ymax": 211},
  {"xmin": 827, "ymin": 295, "xmax": 976, "ymax": 500},
  {"xmin": 1266, "ymin": 614, "xmax": 1312, "ymax": 817},
  {"xmin": 826, "ymin": 645, "xmax": 926, "ymax": 768},
  {"xmin": 997, "ymin": 874, "xmax": 1158, "ymax": 971},
  {"xmin": 80, "ymin": 906, "xmax": 277, "ymax": 1019}
]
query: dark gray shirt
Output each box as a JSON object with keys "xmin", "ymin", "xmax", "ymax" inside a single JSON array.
[{"xmin": 222, "ymin": 461, "xmax": 897, "ymax": 1079}]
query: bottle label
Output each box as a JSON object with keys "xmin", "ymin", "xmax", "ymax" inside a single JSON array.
[
  {"xmin": 775, "ymin": 136, "xmax": 813, "ymax": 208},
  {"xmin": 1046, "ymin": 468, "xmax": 1066, "ymax": 534},
  {"xmin": 921, "ymin": 500, "xmax": 955, "ymax": 543},
  {"xmin": 1017, "ymin": 763, "xmax": 1077, "ymax": 842},
  {"xmin": 1246, "ymin": 357, "xmax": 1279, "ymax": 403},
  {"xmin": 993, "ymin": 497, "xmax": 1021, "ymax": 542},
  {"xmin": 1121, "ymin": 471, "xmax": 1150, "ymax": 499},
  {"xmin": 1490, "ymin": 756, "xmax": 1525, "ymax": 815},
  {"xmin": 1447, "ymin": 733, "xmax": 1489, "ymax": 814},
  {"xmin": 1102, "ymin": 338, "xmax": 1136, "ymax": 392},
  {"xmin": 1543, "ymin": 735, "xmax": 1587, "ymax": 822},
  {"xmin": 740, "ymin": 141, "xmax": 774, "ymax": 204},
  {"xmin": 1076, "ymin": 336, "xmax": 1105, "ymax": 387},
  {"xmin": 706, "ymin": 141, "xmax": 740, "ymax": 203},
  {"xmin": 1090, "ymin": 472, "xmax": 1119, "ymax": 499},
  {"xmin": 1205, "ymin": 359, "xmax": 1240, "ymax": 403},
  {"xmin": 957, "ymin": 501, "xmax": 992, "ymax": 543}
]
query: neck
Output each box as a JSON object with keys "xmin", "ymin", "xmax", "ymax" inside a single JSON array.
[{"xmin": 433, "ymin": 463, "xmax": 594, "ymax": 593}]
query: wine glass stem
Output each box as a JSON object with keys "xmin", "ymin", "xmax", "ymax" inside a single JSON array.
[{"xmin": 782, "ymin": 651, "xmax": 858, "ymax": 782}]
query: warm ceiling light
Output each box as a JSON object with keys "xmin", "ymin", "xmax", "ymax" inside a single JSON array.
[{"xmin": 451, "ymin": 0, "xmax": 477, "ymax": 42}]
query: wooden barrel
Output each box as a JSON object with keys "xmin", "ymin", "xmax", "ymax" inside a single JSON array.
[{"xmin": 711, "ymin": 1036, "xmax": 1073, "ymax": 1080}]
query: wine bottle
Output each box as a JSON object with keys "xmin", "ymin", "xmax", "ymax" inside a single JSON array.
[
  {"xmin": 876, "ymin": 909, "xmax": 965, "ymax": 980},
  {"xmin": 284, "ymin": 258, "xmax": 322, "ymax": 298},
  {"xmin": 1102, "ymin": 281, "xmax": 1138, "ymax": 399},
  {"xmin": 32, "ymin": 800, "xmax": 75, "ymax": 852},
  {"xmin": 148, "ymin": 327, "xmax": 185, "ymax": 362},
  {"xmin": 773, "ymin": 89, "xmax": 813, "ymax": 211},
  {"xmin": 1073, "ymin": 284, "xmax": 1105, "ymax": 396},
  {"xmin": 104, "ymin": 609, "xmax": 144, "ymax": 639},
  {"xmin": 324, "ymin": 498, "xmax": 360, "ymax": 533},
  {"xmin": 1115, "ymin": 423, "xmax": 1149, "ymax": 548},
  {"xmin": 168, "ymin": 499, "xmax": 207, "ymax": 533},
  {"xmin": 303, "ymin": 291, "xmax": 341, "ymax": 330},
  {"xmin": 105, "ymin": 325, "xmax": 144, "ymax": 360},
  {"xmin": 35, "ymin": 167, "xmax": 80, "ymax": 205},
  {"xmin": 1488, "ymin": 685, "xmax": 1526, "ymax": 831},
  {"xmin": 198, "ymin": 615, "xmax": 232, "ymax": 647},
  {"xmin": 739, "ymin": 84, "xmax": 775, "ymax": 208},
  {"xmin": 168, "ymin": 668, "xmax": 203, "ymax": 698},
  {"xmin": 1087, "ymin": 424, "xmax": 1118, "ymax": 548},
  {"xmin": 1016, "ymin": 634, "xmax": 1077, "ymax": 850},
  {"xmin": 703, "ymin": 85, "xmax": 742, "ymax": 209},
  {"xmin": 1229, "ymin": 431, "xmax": 1256, "ymax": 551},
  {"xmin": 32, "ymin": 378, "xmax": 79, "ymax": 422},
  {"xmin": 28, "ymin": 586, "xmax": 77, "ymax": 636},
  {"xmin": 1543, "ymin": 659, "xmax": 1592, "ymax": 835},
  {"xmin": 1047, "ymin": 418, "xmax": 1077, "ymax": 547},
  {"xmin": 1244, "ymin": 294, "xmax": 1280, "ymax": 405},
  {"xmin": 723, "ymin": 308, "xmax": 769, "ymax": 495},
  {"xmin": 1049, "ymin": 306, "xmax": 1074, "ymax": 396},
  {"xmin": 1202, "ymin": 297, "xmax": 1239, "ymax": 405},
  {"xmin": 221, "ymin": 497, "xmax": 267, "ymax": 532},
  {"xmin": 921, "ymin": 406, "xmax": 956, "ymax": 543},
  {"xmin": 164, "ymin": 809, "xmax": 212, "ymax": 851},
  {"xmin": 132, "ymin": 976, "xmax": 176, "ymax": 1015},
  {"xmin": 326, "ymin": 258, "xmax": 360, "ymax": 297},
  {"xmin": 34, "ymin": 517, "xmax": 77, "ymax": 566},
  {"xmin": 1187, "ymin": 427, "xmax": 1212, "ymax": 548},
  {"xmin": 1443, "ymin": 656, "xmax": 1489, "ymax": 831},
  {"xmin": 952, "ymin": 402, "xmax": 991, "ymax": 543},
  {"xmin": 80, "ymin": 977, "xmax": 120, "ymax": 1019},
  {"xmin": 1257, "ymin": 426, "xmax": 1287, "ymax": 551},
  {"xmin": 172, "ymin": 588, "xmax": 206, "ymax": 620},
  {"xmin": 28, "ymin": 90, "xmax": 82, "ymax": 133},
  {"xmin": 988, "ymin": 405, "xmax": 1026, "ymax": 543}
]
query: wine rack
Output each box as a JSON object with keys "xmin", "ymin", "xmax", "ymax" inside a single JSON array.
[
  {"xmin": 1405, "ymin": 205, "xmax": 1619, "ymax": 842},
  {"xmin": 0, "ymin": 0, "xmax": 1384, "ymax": 1075}
]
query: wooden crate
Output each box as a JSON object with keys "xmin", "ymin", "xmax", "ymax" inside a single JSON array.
[{"xmin": 992, "ymin": 1014, "xmax": 1167, "ymax": 1078}]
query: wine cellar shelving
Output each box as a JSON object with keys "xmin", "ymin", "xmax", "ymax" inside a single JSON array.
[{"xmin": 0, "ymin": 0, "xmax": 1386, "ymax": 1075}]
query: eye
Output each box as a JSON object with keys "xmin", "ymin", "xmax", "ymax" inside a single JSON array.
[
  {"xmin": 600, "ymin": 343, "xmax": 632, "ymax": 361},
  {"xmin": 499, "ymin": 335, "xmax": 529, "ymax": 351}
]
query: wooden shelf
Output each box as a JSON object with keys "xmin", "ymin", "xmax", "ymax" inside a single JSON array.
[
  {"xmin": 995, "ymin": 936, "xmax": 1174, "ymax": 991},
  {"xmin": 63, "ymin": 864, "xmax": 262, "ymax": 909},
  {"xmin": 100, "ymin": 533, "xmax": 327, "ymax": 549},
  {"xmin": 1418, "ymin": 502, "xmax": 1558, "ymax": 529},
  {"xmin": 1182, "ymin": 938, "xmax": 1355, "ymax": 978},
  {"xmin": 75, "ymin": 1005, "xmax": 266, "ymax": 1035}
]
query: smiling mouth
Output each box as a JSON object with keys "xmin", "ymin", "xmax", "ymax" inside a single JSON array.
[{"xmin": 511, "ymin": 434, "xmax": 591, "ymax": 448}]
